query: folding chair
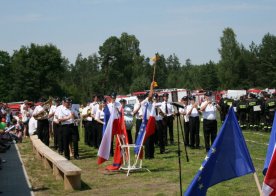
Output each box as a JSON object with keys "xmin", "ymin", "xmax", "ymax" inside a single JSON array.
[{"xmin": 117, "ymin": 134, "xmax": 150, "ymax": 176}]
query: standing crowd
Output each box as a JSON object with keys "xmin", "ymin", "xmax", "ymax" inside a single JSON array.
[{"xmin": 1, "ymin": 89, "xmax": 275, "ymax": 165}]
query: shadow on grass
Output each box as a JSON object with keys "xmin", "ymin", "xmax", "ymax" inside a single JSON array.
[
  {"xmin": 32, "ymin": 187, "xmax": 50, "ymax": 192},
  {"xmin": 80, "ymin": 180, "xmax": 91, "ymax": 191}
]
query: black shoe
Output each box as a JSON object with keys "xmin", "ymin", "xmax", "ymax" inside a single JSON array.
[
  {"xmin": 74, "ymin": 155, "xmax": 80, "ymax": 160},
  {"xmin": 65, "ymin": 156, "xmax": 70, "ymax": 160}
]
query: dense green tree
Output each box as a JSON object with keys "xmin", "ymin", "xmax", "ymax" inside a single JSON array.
[
  {"xmin": 10, "ymin": 43, "xmax": 66, "ymax": 101},
  {"xmin": 0, "ymin": 51, "xmax": 12, "ymax": 101},
  {"xmin": 257, "ymin": 33, "xmax": 276, "ymax": 87},
  {"xmin": 218, "ymin": 28, "xmax": 241, "ymax": 89}
]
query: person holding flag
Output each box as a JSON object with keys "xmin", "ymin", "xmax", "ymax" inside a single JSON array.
[{"xmin": 134, "ymin": 81, "xmax": 156, "ymax": 159}]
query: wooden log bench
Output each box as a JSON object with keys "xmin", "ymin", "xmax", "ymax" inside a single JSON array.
[{"xmin": 29, "ymin": 135, "xmax": 82, "ymax": 190}]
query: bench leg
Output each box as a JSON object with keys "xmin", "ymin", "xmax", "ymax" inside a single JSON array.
[
  {"xmin": 53, "ymin": 165, "xmax": 63, "ymax": 180},
  {"xmin": 64, "ymin": 174, "xmax": 81, "ymax": 190},
  {"xmin": 43, "ymin": 157, "xmax": 52, "ymax": 169}
]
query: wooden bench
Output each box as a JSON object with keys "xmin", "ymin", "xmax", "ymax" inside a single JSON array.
[{"xmin": 29, "ymin": 135, "xmax": 82, "ymax": 190}]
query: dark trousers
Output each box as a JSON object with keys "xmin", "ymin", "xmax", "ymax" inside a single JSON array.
[
  {"xmin": 163, "ymin": 115, "xmax": 174, "ymax": 145},
  {"xmin": 156, "ymin": 120, "xmax": 165, "ymax": 153},
  {"xmin": 53, "ymin": 122, "xmax": 59, "ymax": 149},
  {"xmin": 183, "ymin": 121, "xmax": 190, "ymax": 146},
  {"xmin": 203, "ymin": 119, "xmax": 217, "ymax": 152},
  {"xmin": 85, "ymin": 121, "xmax": 93, "ymax": 146},
  {"xmin": 189, "ymin": 116, "xmax": 200, "ymax": 148},
  {"xmin": 127, "ymin": 129, "xmax": 133, "ymax": 144},
  {"xmin": 135, "ymin": 119, "xmax": 142, "ymax": 142},
  {"xmin": 91, "ymin": 120, "xmax": 98, "ymax": 147},
  {"xmin": 83, "ymin": 121, "xmax": 88, "ymax": 145},
  {"xmin": 58, "ymin": 124, "xmax": 64, "ymax": 153},
  {"xmin": 239, "ymin": 111, "xmax": 247, "ymax": 127},
  {"xmin": 72, "ymin": 126, "xmax": 79, "ymax": 157},
  {"xmin": 96, "ymin": 122, "xmax": 103, "ymax": 147},
  {"xmin": 37, "ymin": 119, "xmax": 49, "ymax": 146},
  {"xmin": 145, "ymin": 135, "xmax": 155, "ymax": 159},
  {"xmin": 62, "ymin": 124, "xmax": 74, "ymax": 159}
]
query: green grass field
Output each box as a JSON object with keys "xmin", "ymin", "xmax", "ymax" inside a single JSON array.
[{"xmin": 18, "ymin": 121, "xmax": 270, "ymax": 196}]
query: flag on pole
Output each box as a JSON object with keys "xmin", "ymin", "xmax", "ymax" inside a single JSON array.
[
  {"xmin": 102, "ymin": 105, "xmax": 110, "ymax": 135},
  {"xmin": 185, "ymin": 107, "xmax": 255, "ymax": 196},
  {"xmin": 134, "ymin": 103, "xmax": 156, "ymax": 155},
  {"xmin": 263, "ymin": 111, "xmax": 276, "ymax": 175},
  {"xmin": 134, "ymin": 103, "xmax": 148, "ymax": 155},
  {"xmin": 97, "ymin": 107, "xmax": 115, "ymax": 164},
  {"xmin": 106, "ymin": 107, "xmax": 129, "ymax": 171},
  {"xmin": 262, "ymin": 144, "xmax": 276, "ymax": 196}
]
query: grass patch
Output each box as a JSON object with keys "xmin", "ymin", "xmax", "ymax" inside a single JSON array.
[{"xmin": 18, "ymin": 122, "xmax": 269, "ymax": 195}]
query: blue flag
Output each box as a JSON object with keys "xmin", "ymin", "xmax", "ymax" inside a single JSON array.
[
  {"xmin": 185, "ymin": 107, "xmax": 255, "ymax": 196},
  {"xmin": 102, "ymin": 106, "xmax": 110, "ymax": 135},
  {"xmin": 134, "ymin": 103, "xmax": 148, "ymax": 155},
  {"xmin": 263, "ymin": 111, "xmax": 276, "ymax": 175}
]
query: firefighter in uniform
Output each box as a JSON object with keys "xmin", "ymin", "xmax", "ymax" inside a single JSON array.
[
  {"xmin": 236, "ymin": 95, "xmax": 248, "ymax": 129},
  {"xmin": 265, "ymin": 93, "xmax": 276, "ymax": 131}
]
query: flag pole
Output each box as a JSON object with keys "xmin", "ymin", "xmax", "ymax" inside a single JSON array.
[{"xmin": 253, "ymin": 172, "xmax": 262, "ymax": 196}]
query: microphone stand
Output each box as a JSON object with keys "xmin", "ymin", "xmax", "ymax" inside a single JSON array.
[{"xmin": 171, "ymin": 102, "xmax": 190, "ymax": 196}]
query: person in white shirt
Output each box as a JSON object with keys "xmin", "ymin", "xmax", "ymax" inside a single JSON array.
[
  {"xmin": 179, "ymin": 96, "xmax": 190, "ymax": 147},
  {"xmin": 187, "ymin": 96, "xmax": 200, "ymax": 149},
  {"xmin": 28, "ymin": 116, "xmax": 37, "ymax": 136},
  {"xmin": 48, "ymin": 97, "xmax": 60, "ymax": 150},
  {"xmin": 58, "ymin": 97, "xmax": 75, "ymax": 160},
  {"xmin": 54, "ymin": 100, "xmax": 64, "ymax": 154},
  {"xmin": 90, "ymin": 95, "xmax": 99, "ymax": 148},
  {"xmin": 32, "ymin": 97, "xmax": 50, "ymax": 146},
  {"xmin": 200, "ymin": 91, "xmax": 221, "ymax": 152},
  {"xmin": 82, "ymin": 99, "xmax": 92, "ymax": 146},
  {"xmin": 21, "ymin": 103, "xmax": 31, "ymax": 138},
  {"xmin": 133, "ymin": 94, "xmax": 144, "ymax": 142},
  {"xmin": 160, "ymin": 93, "xmax": 175, "ymax": 145},
  {"xmin": 95, "ymin": 98, "xmax": 106, "ymax": 148},
  {"xmin": 152, "ymin": 93, "xmax": 165, "ymax": 154}
]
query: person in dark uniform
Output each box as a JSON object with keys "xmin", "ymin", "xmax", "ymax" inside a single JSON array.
[
  {"xmin": 247, "ymin": 93, "xmax": 259, "ymax": 131},
  {"xmin": 264, "ymin": 93, "xmax": 276, "ymax": 132},
  {"xmin": 237, "ymin": 95, "xmax": 248, "ymax": 129},
  {"xmin": 200, "ymin": 91, "xmax": 220, "ymax": 152},
  {"xmin": 218, "ymin": 96, "xmax": 227, "ymax": 124}
]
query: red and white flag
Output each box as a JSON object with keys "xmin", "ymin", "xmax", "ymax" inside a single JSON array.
[
  {"xmin": 97, "ymin": 107, "xmax": 115, "ymax": 164},
  {"xmin": 263, "ymin": 145, "xmax": 276, "ymax": 196}
]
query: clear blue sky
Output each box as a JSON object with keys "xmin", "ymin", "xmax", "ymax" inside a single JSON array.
[{"xmin": 1, "ymin": 0, "xmax": 276, "ymax": 65}]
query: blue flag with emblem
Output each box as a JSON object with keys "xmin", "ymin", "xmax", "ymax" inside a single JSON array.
[
  {"xmin": 263, "ymin": 111, "xmax": 276, "ymax": 175},
  {"xmin": 184, "ymin": 107, "xmax": 255, "ymax": 196},
  {"xmin": 134, "ymin": 103, "xmax": 148, "ymax": 155}
]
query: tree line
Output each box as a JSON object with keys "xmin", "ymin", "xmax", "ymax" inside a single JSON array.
[{"xmin": 0, "ymin": 27, "xmax": 276, "ymax": 103}]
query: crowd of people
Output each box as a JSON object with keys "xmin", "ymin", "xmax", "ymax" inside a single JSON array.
[
  {"xmin": 219, "ymin": 92, "xmax": 276, "ymax": 132},
  {"xmin": 1, "ymin": 87, "xmax": 276, "ymax": 166}
]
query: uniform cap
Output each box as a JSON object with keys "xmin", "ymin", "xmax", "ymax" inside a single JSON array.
[
  {"xmin": 110, "ymin": 92, "xmax": 117, "ymax": 99},
  {"xmin": 205, "ymin": 91, "xmax": 212, "ymax": 97}
]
